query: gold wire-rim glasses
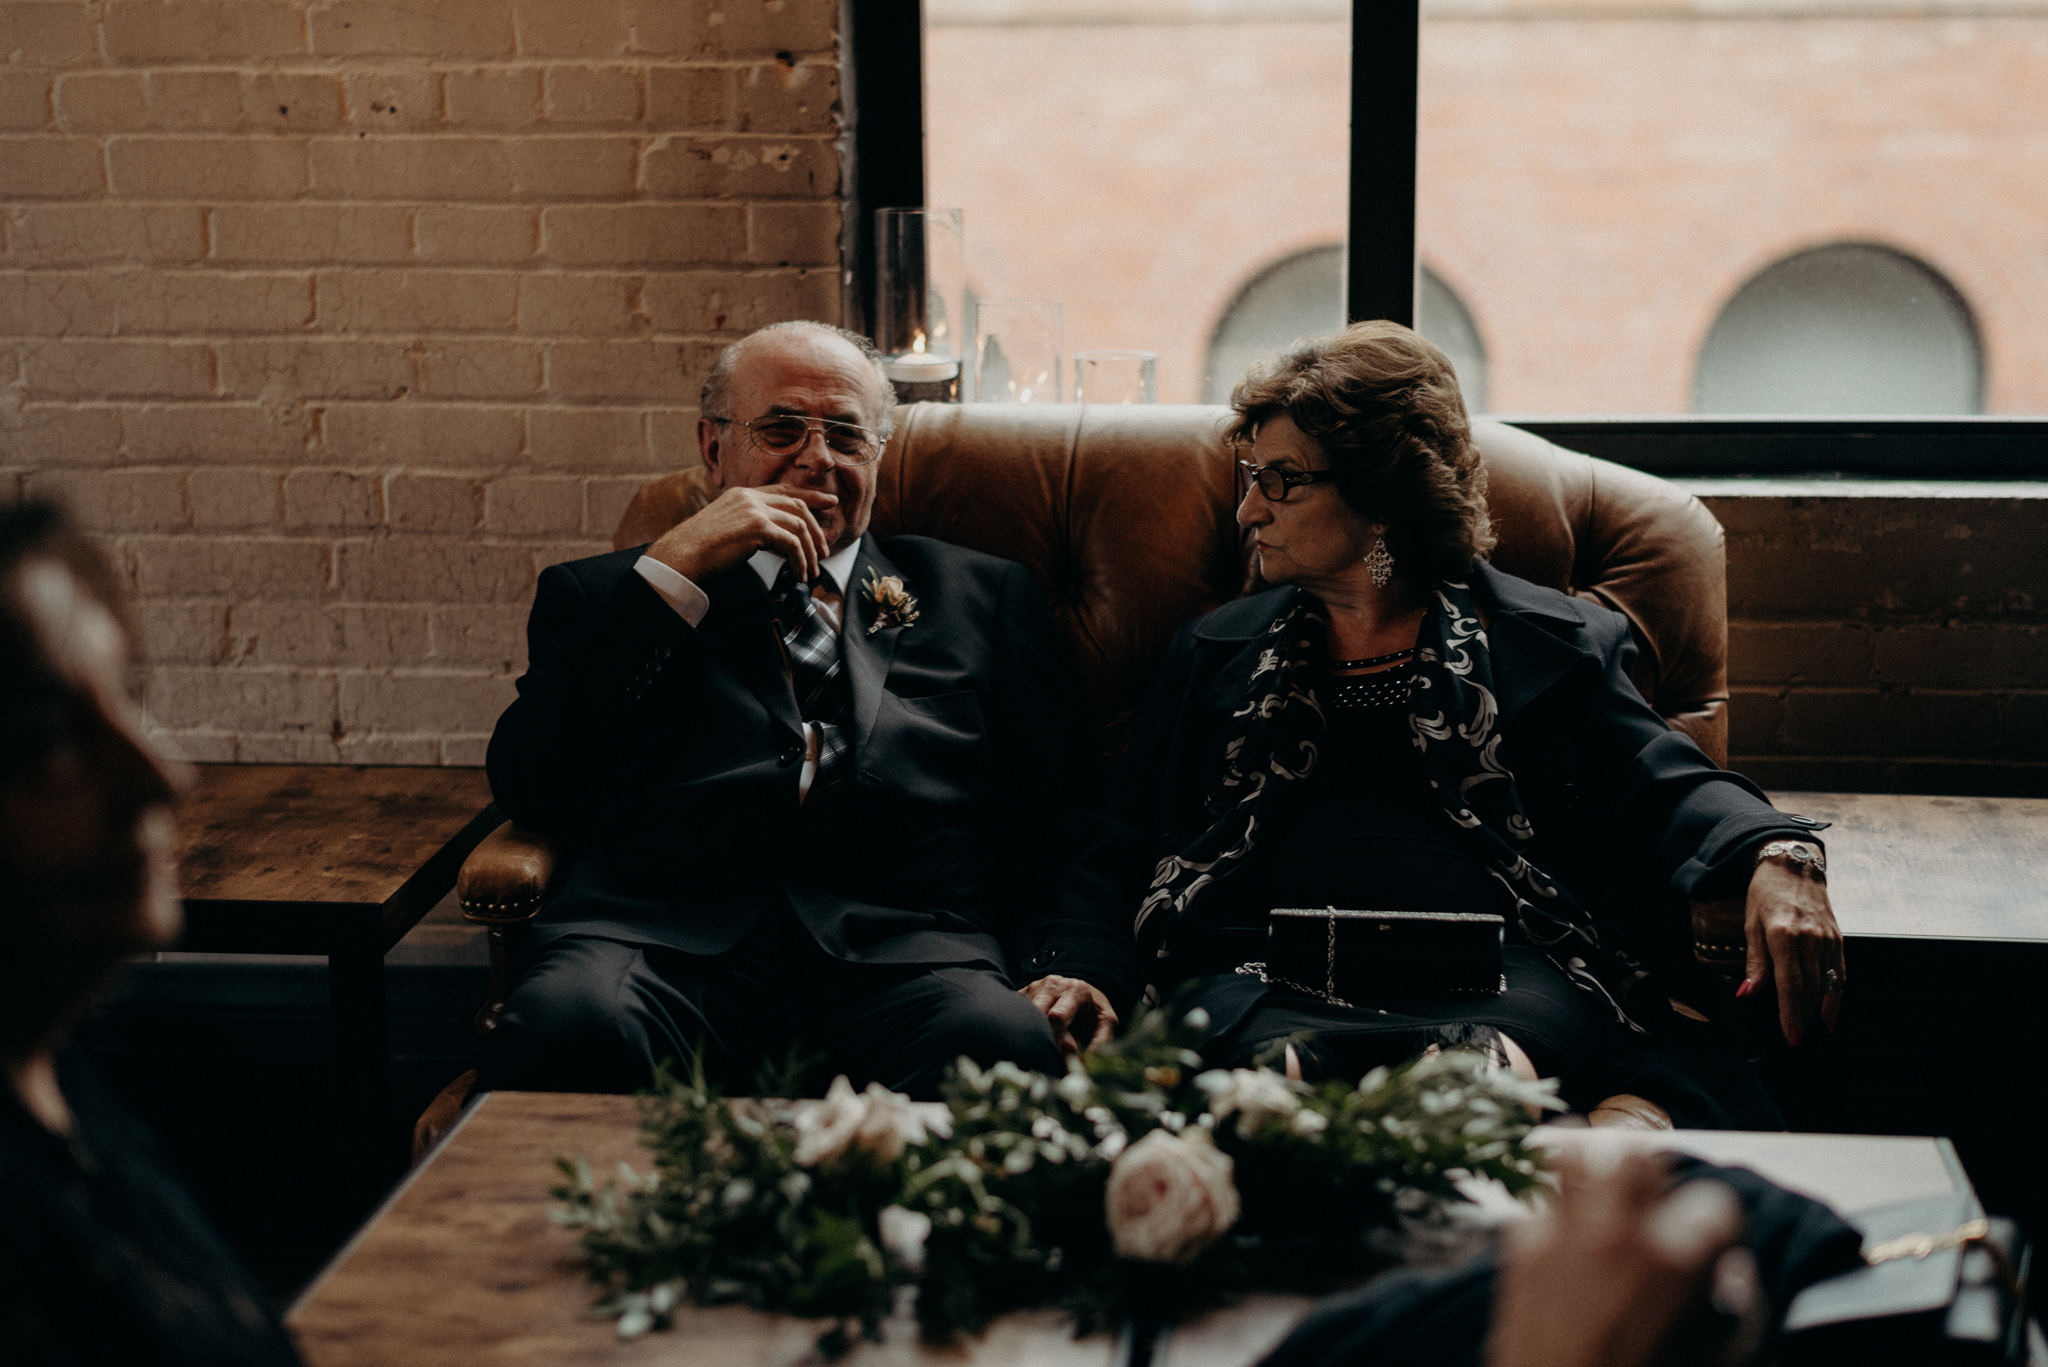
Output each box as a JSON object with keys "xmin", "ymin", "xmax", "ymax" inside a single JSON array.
[{"xmin": 716, "ymin": 415, "xmax": 886, "ymax": 467}]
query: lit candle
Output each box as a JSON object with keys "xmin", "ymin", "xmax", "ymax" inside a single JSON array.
[{"xmin": 885, "ymin": 352, "xmax": 961, "ymax": 384}]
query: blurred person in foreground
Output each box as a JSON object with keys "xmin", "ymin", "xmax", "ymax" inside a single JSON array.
[
  {"xmin": 1090, "ymin": 321, "xmax": 1843, "ymax": 1126},
  {"xmin": 1489, "ymin": 1150, "xmax": 1757, "ymax": 1367},
  {"xmin": 0, "ymin": 501, "xmax": 303, "ymax": 1366},
  {"xmin": 1263, "ymin": 1144, "xmax": 1869, "ymax": 1367}
]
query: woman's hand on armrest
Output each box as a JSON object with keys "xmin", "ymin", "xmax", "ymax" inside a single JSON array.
[{"xmin": 1741, "ymin": 845, "xmax": 1845, "ymax": 1046}]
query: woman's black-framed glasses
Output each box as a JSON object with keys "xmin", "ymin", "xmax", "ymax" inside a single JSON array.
[
  {"xmin": 1237, "ymin": 459, "xmax": 1338, "ymax": 503},
  {"xmin": 723, "ymin": 415, "xmax": 885, "ymax": 466}
]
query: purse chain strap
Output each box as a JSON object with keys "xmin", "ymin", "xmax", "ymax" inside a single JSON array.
[{"xmin": 1235, "ymin": 908, "xmax": 1355, "ymax": 1008}]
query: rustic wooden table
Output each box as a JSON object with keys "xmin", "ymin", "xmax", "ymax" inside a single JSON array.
[
  {"xmin": 289, "ymin": 1092, "xmax": 1981, "ymax": 1367},
  {"xmin": 288, "ymin": 1091, "xmax": 1121, "ymax": 1367},
  {"xmin": 174, "ymin": 763, "xmax": 499, "ymax": 1133}
]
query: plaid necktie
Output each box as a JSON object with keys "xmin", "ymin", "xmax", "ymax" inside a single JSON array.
[{"xmin": 771, "ymin": 564, "xmax": 853, "ymax": 797}]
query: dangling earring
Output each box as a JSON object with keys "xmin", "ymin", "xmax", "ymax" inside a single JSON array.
[{"xmin": 1362, "ymin": 535, "xmax": 1394, "ymax": 588}]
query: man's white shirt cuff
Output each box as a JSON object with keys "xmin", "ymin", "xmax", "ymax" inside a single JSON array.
[{"xmin": 633, "ymin": 555, "xmax": 710, "ymax": 627}]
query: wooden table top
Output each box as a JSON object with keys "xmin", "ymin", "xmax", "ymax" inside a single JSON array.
[
  {"xmin": 289, "ymin": 1091, "xmax": 1116, "ymax": 1367},
  {"xmin": 1771, "ymin": 791, "xmax": 2048, "ymax": 943},
  {"xmin": 176, "ymin": 763, "xmax": 495, "ymax": 909},
  {"xmin": 290, "ymin": 1095, "xmax": 1971, "ymax": 1367}
]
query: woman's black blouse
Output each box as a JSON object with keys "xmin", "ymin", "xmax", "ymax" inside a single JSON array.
[
  {"xmin": 1177, "ymin": 672, "xmax": 1511, "ymax": 977},
  {"xmin": 0, "ymin": 1047, "xmax": 304, "ymax": 1367}
]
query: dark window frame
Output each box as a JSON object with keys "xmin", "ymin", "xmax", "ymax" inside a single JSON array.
[{"xmin": 854, "ymin": 0, "xmax": 2048, "ymax": 478}]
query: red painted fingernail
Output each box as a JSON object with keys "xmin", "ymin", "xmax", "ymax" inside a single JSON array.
[
  {"xmin": 1734, "ymin": 980, "xmax": 1752, "ymax": 999},
  {"xmin": 1788, "ymin": 1026, "xmax": 1803, "ymax": 1048}
]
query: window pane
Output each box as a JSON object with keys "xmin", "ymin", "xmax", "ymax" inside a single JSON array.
[
  {"xmin": 1202, "ymin": 249, "xmax": 1488, "ymax": 412},
  {"xmin": 1693, "ymin": 245, "xmax": 1980, "ymax": 414},
  {"xmin": 1417, "ymin": 2, "xmax": 2045, "ymax": 415},
  {"xmin": 926, "ymin": 0, "xmax": 1350, "ymax": 404}
]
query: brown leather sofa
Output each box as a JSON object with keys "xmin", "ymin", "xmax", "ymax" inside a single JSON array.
[{"xmin": 432, "ymin": 405, "xmax": 1729, "ymax": 1148}]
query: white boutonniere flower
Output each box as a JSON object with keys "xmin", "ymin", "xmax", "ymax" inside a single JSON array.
[{"xmin": 860, "ymin": 566, "xmax": 920, "ymax": 635}]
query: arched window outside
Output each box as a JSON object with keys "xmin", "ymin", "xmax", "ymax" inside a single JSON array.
[
  {"xmin": 1202, "ymin": 247, "xmax": 1489, "ymax": 413},
  {"xmin": 1419, "ymin": 268, "xmax": 1487, "ymax": 415},
  {"xmin": 1693, "ymin": 244, "xmax": 1982, "ymax": 415}
]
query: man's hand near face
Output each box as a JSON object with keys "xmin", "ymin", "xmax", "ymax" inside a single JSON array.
[
  {"xmin": 1020, "ymin": 975, "xmax": 1119, "ymax": 1056},
  {"xmin": 647, "ymin": 484, "xmax": 840, "ymax": 585}
]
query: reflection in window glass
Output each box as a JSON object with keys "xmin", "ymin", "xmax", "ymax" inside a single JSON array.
[
  {"xmin": 1693, "ymin": 245, "xmax": 1981, "ymax": 415},
  {"xmin": 1201, "ymin": 246, "xmax": 1489, "ymax": 413},
  {"xmin": 1416, "ymin": 1, "xmax": 2042, "ymax": 414}
]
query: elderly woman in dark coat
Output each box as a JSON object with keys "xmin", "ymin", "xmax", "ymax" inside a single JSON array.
[{"xmin": 1102, "ymin": 322, "xmax": 1842, "ymax": 1127}]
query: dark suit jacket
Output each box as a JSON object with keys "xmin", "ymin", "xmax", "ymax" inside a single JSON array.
[
  {"xmin": 1069, "ymin": 561, "xmax": 1817, "ymax": 999},
  {"xmin": 486, "ymin": 533, "xmax": 1139, "ymax": 1007}
]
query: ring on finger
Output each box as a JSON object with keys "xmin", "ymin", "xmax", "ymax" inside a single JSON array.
[{"xmin": 1823, "ymin": 969, "xmax": 1843, "ymax": 993}]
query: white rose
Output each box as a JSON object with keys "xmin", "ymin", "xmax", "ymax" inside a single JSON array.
[
  {"xmin": 789, "ymin": 1076, "xmax": 952, "ymax": 1167},
  {"xmin": 1197, "ymin": 1067, "xmax": 1303, "ymax": 1139},
  {"xmin": 850, "ymin": 1083, "xmax": 953, "ymax": 1163},
  {"xmin": 790, "ymin": 1075, "xmax": 867, "ymax": 1167},
  {"xmin": 1104, "ymin": 1128, "xmax": 1240, "ymax": 1264},
  {"xmin": 878, "ymin": 1205, "xmax": 933, "ymax": 1272}
]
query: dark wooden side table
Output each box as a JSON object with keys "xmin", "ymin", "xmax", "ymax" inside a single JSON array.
[
  {"xmin": 173, "ymin": 764, "xmax": 498, "ymax": 1146},
  {"xmin": 1769, "ymin": 792, "xmax": 2048, "ymax": 944}
]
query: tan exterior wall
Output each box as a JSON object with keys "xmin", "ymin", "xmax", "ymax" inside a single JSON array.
[
  {"xmin": 929, "ymin": 3, "xmax": 2048, "ymax": 413},
  {"xmin": 0, "ymin": 0, "xmax": 842, "ymax": 764},
  {"xmin": 1424, "ymin": 11, "xmax": 2048, "ymax": 415}
]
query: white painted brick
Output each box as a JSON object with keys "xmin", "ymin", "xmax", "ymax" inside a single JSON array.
[{"xmin": 0, "ymin": 0, "xmax": 854, "ymax": 764}]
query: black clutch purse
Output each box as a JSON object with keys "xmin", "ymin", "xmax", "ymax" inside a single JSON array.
[
  {"xmin": 1782, "ymin": 1191, "xmax": 2032, "ymax": 1365},
  {"xmin": 1253, "ymin": 907, "xmax": 1506, "ymax": 1006}
]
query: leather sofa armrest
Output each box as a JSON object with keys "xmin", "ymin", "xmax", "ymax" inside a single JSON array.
[
  {"xmin": 457, "ymin": 821, "xmax": 559, "ymax": 925},
  {"xmin": 1690, "ymin": 894, "xmax": 1747, "ymax": 973}
]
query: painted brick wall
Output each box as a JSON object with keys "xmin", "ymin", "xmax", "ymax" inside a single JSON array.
[
  {"xmin": 1697, "ymin": 483, "xmax": 2048, "ymax": 798},
  {"xmin": 0, "ymin": 0, "xmax": 843, "ymax": 763}
]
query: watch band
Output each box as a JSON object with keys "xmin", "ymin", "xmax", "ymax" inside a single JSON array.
[{"xmin": 1755, "ymin": 839, "xmax": 1826, "ymax": 882}]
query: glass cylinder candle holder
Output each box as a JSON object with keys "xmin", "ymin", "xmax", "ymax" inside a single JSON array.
[
  {"xmin": 875, "ymin": 207, "xmax": 967, "ymax": 402},
  {"xmin": 1074, "ymin": 350, "xmax": 1159, "ymax": 405},
  {"xmin": 974, "ymin": 300, "xmax": 1064, "ymax": 404}
]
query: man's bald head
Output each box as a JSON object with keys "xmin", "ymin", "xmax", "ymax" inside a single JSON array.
[{"xmin": 699, "ymin": 321, "xmax": 897, "ymax": 438}]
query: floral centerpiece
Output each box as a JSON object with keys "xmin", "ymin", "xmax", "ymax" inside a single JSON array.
[{"xmin": 552, "ymin": 1009, "xmax": 1559, "ymax": 1354}]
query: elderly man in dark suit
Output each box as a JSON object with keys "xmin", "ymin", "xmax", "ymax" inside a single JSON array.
[{"xmin": 479, "ymin": 321, "xmax": 1133, "ymax": 1097}]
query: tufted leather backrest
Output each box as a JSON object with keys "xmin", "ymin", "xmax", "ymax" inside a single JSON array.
[{"xmin": 612, "ymin": 405, "xmax": 1729, "ymax": 769}]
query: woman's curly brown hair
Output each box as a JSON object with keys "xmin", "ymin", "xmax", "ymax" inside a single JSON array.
[{"xmin": 1225, "ymin": 320, "xmax": 1494, "ymax": 582}]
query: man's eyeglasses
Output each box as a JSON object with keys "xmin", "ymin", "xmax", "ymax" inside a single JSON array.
[
  {"xmin": 719, "ymin": 415, "xmax": 885, "ymax": 466},
  {"xmin": 1237, "ymin": 459, "xmax": 1338, "ymax": 503}
]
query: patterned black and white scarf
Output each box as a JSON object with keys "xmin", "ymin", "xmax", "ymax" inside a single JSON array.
[{"xmin": 1132, "ymin": 579, "xmax": 1652, "ymax": 1031}]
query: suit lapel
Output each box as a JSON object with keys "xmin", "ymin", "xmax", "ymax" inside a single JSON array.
[
  {"xmin": 840, "ymin": 535, "xmax": 904, "ymax": 754},
  {"xmin": 1468, "ymin": 565, "xmax": 1593, "ymax": 728},
  {"xmin": 1485, "ymin": 611, "xmax": 1585, "ymax": 726},
  {"xmin": 697, "ymin": 562, "xmax": 802, "ymax": 735}
]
